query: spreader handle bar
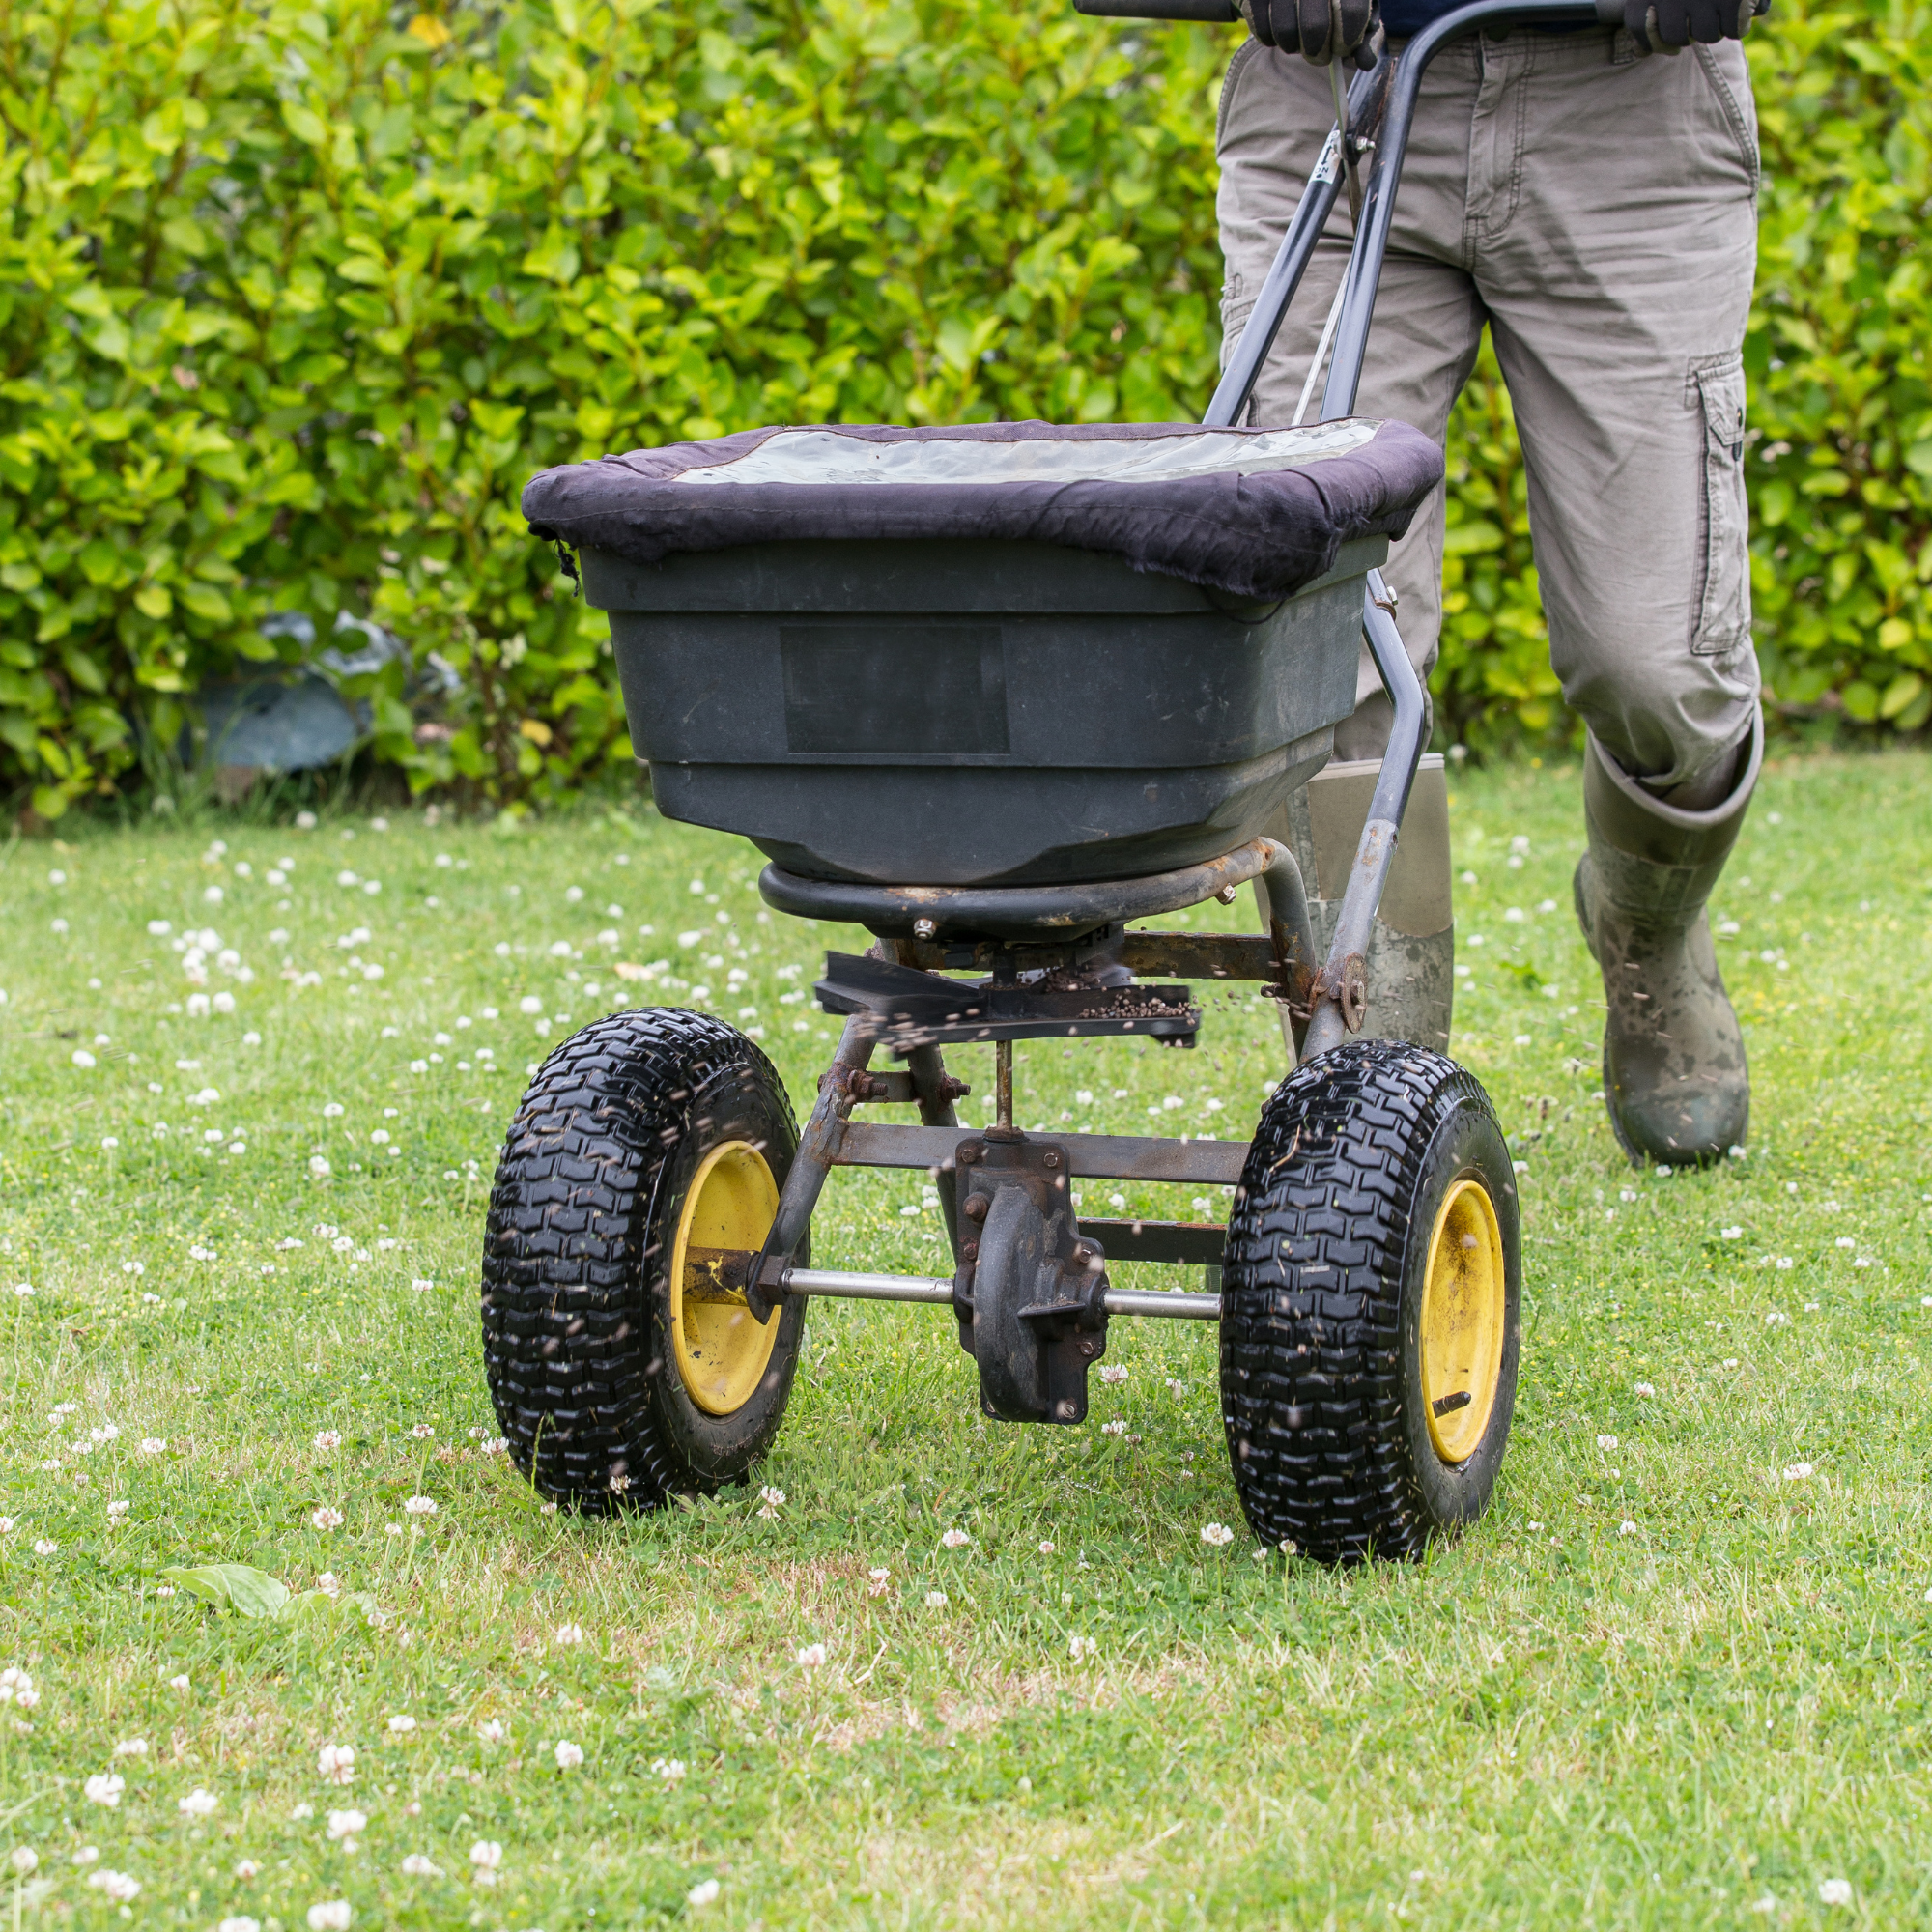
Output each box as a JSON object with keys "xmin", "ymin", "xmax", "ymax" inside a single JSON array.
[
  {"xmin": 1201, "ymin": 85, "xmax": 1364, "ymax": 428},
  {"xmin": 1184, "ymin": 0, "xmax": 1624, "ymax": 427},
  {"xmin": 1075, "ymin": 0, "xmax": 1616, "ymax": 24},
  {"xmin": 1318, "ymin": 0, "xmax": 1615, "ymax": 416},
  {"xmin": 1073, "ymin": 0, "xmax": 1240, "ymax": 16}
]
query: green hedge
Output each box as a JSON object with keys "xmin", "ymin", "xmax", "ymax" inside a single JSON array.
[{"xmin": 2, "ymin": 0, "xmax": 1926, "ymax": 819}]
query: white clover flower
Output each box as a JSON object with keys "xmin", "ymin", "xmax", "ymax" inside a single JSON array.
[
  {"xmin": 554, "ymin": 1622, "xmax": 585, "ymax": 1646},
  {"xmin": 1037, "ymin": 1540, "xmax": 1056, "ymax": 1555},
  {"xmin": 409, "ymin": 1422, "xmax": 434, "ymax": 1439},
  {"xmin": 1596, "ymin": 1435, "xmax": 1619, "ymax": 1451},
  {"xmin": 1101, "ymin": 1419, "xmax": 1127, "ymax": 1437},
  {"xmin": 88, "ymin": 1870, "xmax": 141, "ymax": 1903},
  {"xmin": 317, "ymin": 1743, "xmax": 355, "ymax": 1785},
  {"xmin": 316, "ymin": 1574, "xmax": 341, "ymax": 1599},
  {"xmin": 233, "ymin": 1860, "xmax": 261, "ymax": 1880},
  {"xmin": 757, "ymin": 1485, "xmax": 785, "ymax": 1508},
  {"xmin": 1098, "ymin": 1364, "xmax": 1127, "ymax": 1385},
  {"xmin": 1818, "ymin": 1879, "xmax": 1852, "ymax": 1907},
  {"xmin": 313, "ymin": 1429, "xmax": 343, "ymax": 1451},
  {"xmin": 307, "ymin": 1902, "xmax": 352, "ymax": 1931},
  {"xmin": 219, "ymin": 1917, "xmax": 262, "ymax": 1932},
  {"xmin": 178, "ymin": 1787, "xmax": 218, "ymax": 1818},
  {"xmin": 1199, "ymin": 1522, "xmax": 1235, "ymax": 1548},
  {"xmin": 554, "ymin": 1740, "xmax": 584, "ymax": 1771},
  {"xmin": 653, "ymin": 1757, "xmax": 687, "ymax": 1782},
  {"xmin": 1069, "ymin": 1634, "xmax": 1096, "ymax": 1661},
  {"xmin": 311, "ymin": 1507, "xmax": 345, "ymax": 1532},
  {"xmin": 477, "ymin": 1719, "xmax": 506, "ymax": 1744},
  {"xmin": 10, "ymin": 1848, "xmax": 37, "ymax": 1875},
  {"xmin": 113, "ymin": 1738, "xmax": 148, "ymax": 1758},
  {"xmin": 83, "ymin": 1773, "xmax": 125, "ymax": 1806},
  {"xmin": 402, "ymin": 1495, "xmax": 437, "ymax": 1516},
  {"xmin": 940, "ymin": 1528, "xmax": 972, "ymax": 1549},
  {"xmin": 867, "ymin": 1567, "xmax": 891, "ymax": 1597},
  {"xmin": 925, "ymin": 1590, "xmax": 948, "ymax": 1609},
  {"xmin": 138, "ymin": 1436, "xmax": 167, "ymax": 1455},
  {"xmin": 326, "ymin": 1809, "xmax": 366, "ymax": 1843},
  {"xmin": 1619, "ymin": 1520, "xmax": 1639, "ymax": 1536},
  {"xmin": 687, "ymin": 1879, "xmax": 721, "ymax": 1908},
  {"xmin": 401, "ymin": 1854, "xmax": 442, "ymax": 1877},
  {"xmin": 107, "ymin": 1500, "xmax": 130, "ymax": 1520},
  {"xmin": 1782, "ymin": 1463, "xmax": 1814, "ymax": 1482},
  {"xmin": 1633, "ymin": 1383, "xmax": 1656, "ymax": 1398},
  {"xmin": 169, "ymin": 1674, "xmax": 190, "ymax": 1692},
  {"xmin": 386, "ymin": 1715, "xmax": 416, "ymax": 1735},
  {"xmin": 796, "ymin": 1643, "xmax": 828, "ymax": 1669}
]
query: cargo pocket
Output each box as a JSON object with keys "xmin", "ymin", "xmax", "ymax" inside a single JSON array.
[{"xmin": 1690, "ymin": 355, "xmax": 1751, "ymax": 656}]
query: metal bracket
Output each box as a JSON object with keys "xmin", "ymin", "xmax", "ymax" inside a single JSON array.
[
  {"xmin": 814, "ymin": 951, "xmax": 1199, "ymax": 1050},
  {"xmin": 951, "ymin": 1130, "xmax": 1109, "ymax": 1424}
]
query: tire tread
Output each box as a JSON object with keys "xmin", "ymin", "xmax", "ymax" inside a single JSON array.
[
  {"xmin": 480, "ymin": 1008, "xmax": 796, "ymax": 1515},
  {"xmin": 1221, "ymin": 1037, "xmax": 1504, "ymax": 1564}
]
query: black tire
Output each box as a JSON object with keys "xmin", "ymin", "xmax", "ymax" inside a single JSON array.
[
  {"xmin": 481, "ymin": 1009, "xmax": 808, "ymax": 1515},
  {"xmin": 1220, "ymin": 1037, "xmax": 1520, "ymax": 1564}
]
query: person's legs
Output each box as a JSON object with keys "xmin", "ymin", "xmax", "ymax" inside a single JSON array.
[
  {"xmin": 1216, "ymin": 38, "xmax": 1489, "ymax": 753},
  {"xmin": 1475, "ymin": 29, "xmax": 1761, "ymax": 789},
  {"xmin": 1470, "ymin": 29, "xmax": 1762, "ymax": 1158}
]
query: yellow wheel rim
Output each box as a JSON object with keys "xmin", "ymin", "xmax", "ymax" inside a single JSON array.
[
  {"xmin": 668, "ymin": 1140, "xmax": 781, "ymax": 1417},
  {"xmin": 1418, "ymin": 1178, "xmax": 1506, "ymax": 1464}
]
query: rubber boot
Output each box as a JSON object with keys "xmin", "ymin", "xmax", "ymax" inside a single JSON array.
[{"xmin": 1572, "ymin": 710, "xmax": 1762, "ymax": 1167}]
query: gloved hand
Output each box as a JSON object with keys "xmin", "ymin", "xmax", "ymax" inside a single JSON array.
[
  {"xmin": 1623, "ymin": 0, "xmax": 1751, "ymax": 46},
  {"xmin": 1244, "ymin": 0, "xmax": 1385, "ymax": 69}
]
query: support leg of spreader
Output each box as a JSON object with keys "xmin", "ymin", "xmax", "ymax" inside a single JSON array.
[
  {"xmin": 1255, "ymin": 840, "xmax": 1318, "ymax": 1072},
  {"xmin": 1301, "ymin": 569, "xmax": 1428, "ymax": 1060},
  {"xmin": 746, "ymin": 1007, "xmax": 877, "ymax": 1321}
]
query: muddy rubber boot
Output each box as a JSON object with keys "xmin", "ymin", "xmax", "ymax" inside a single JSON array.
[{"xmin": 1573, "ymin": 711, "xmax": 1762, "ymax": 1167}]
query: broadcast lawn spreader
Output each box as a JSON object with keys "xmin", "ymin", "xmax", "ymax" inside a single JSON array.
[{"xmin": 481, "ymin": 0, "xmax": 1620, "ymax": 1562}]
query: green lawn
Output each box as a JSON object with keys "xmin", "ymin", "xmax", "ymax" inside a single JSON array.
[{"xmin": 2, "ymin": 749, "xmax": 1930, "ymax": 1930}]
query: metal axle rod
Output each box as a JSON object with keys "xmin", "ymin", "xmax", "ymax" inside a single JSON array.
[{"xmin": 781, "ymin": 1266, "xmax": 1221, "ymax": 1321}]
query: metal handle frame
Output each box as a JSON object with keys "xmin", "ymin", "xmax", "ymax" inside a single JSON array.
[
  {"xmin": 1203, "ymin": 0, "xmax": 1616, "ymax": 428},
  {"xmin": 1195, "ymin": 0, "xmax": 1616, "ymax": 1046}
]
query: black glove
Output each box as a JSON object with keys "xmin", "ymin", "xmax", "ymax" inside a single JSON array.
[
  {"xmin": 1624, "ymin": 0, "xmax": 1749, "ymax": 45},
  {"xmin": 1247, "ymin": 0, "xmax": 1384, "ymax": 70}
]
